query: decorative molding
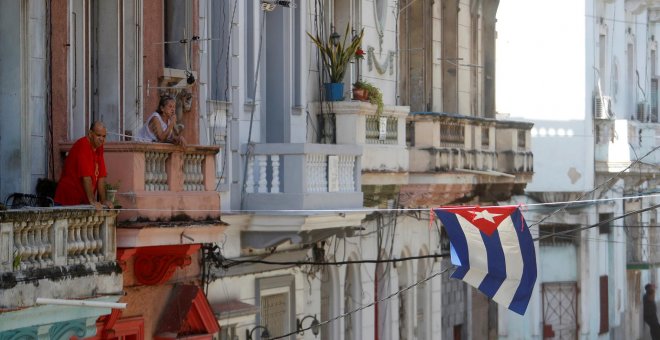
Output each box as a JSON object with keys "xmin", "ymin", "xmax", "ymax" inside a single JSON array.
[
  {"xmin": 117, "ymin": 248, "xmax": 137, "ymax": 272},
  {"xmin": 130, "ymin": 245, "xmax": 200, "ymax": 285},
  {"xmin": 366, "ymin": 47, "xmax": 395, "ymax": 75},
  {"xmin": 94, "ymin": 308, "xmax": 123, "ymax": 339},
  {"xmin": 49, "ymin": 319, "xmax": 92, "ymax": 340},
  {"xmin": 0, "ymin": 327, "xmax": 38, "ymax": 340},
  {"xmin": 154, "ymin": 285, "xmax": 219, "ymax": 339}
]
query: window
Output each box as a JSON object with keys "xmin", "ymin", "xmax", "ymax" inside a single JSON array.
[
  {"xmin": 539, "ymin": 224, "xmax": 578, "ymax": 246},
  {"xmin": 69, "ymin": 0, "xmax": 142, "ymax": 140},
  {"xmin": 255, "ymin": 275, "xmax": 295, "ymax": 340},
  {"xmin": 164, "ymin": 0, "xmax": 192, "ymax": 70},
  {"xmin": 220, "ymin": 324, "xmax": 238, "ymax": 340},
  {"xmin": 599, "ymin": 275, "xmax": 609, "ymax": 334},
  {"xmin": 441, "ymin": 0, "xmax": 459, "ymax": 114},
  {"xmin": 599, "ymin": 213, "xmax": 613, "ymax": 234}
]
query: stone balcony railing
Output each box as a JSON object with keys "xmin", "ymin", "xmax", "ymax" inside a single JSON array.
[
  {"xmin": 240, "ymin": 143, "xmax": 363, "ymax": 211},
  {"xmin": 311, "ymin": 101, "xmax": 409, "ymax": 172},
  {"xmin": 60, "ymin": 142, "xmax": 221, "ymax": 222},
  {"xmin": 408, "ymin": 113, "xmax": 534, "ymax": 174},
  {"xmin": 0, "ymin": 208, "xmax": 121, "ymax": 308},
  {"xmin": 0, "ymin": 209, "xmax": 116, "ymax": 272}
]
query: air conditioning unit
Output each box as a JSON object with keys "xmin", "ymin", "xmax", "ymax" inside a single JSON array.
[
  {"xmin": 594, "ymin": 95, "xmax": 612, "ymax": 119},
  {"xmin": 636, "ymin": 102, "xmax": 647, "ymax": 121}
]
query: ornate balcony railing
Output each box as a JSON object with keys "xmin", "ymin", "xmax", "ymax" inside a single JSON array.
[
  {"xmin": 311, "ymin": 101, "xmax": 409, "ymax": 173},
  {"xmin": 60, "ymin": 142, "xmax": 221, "ymax": 222},
  {"xmin": 409, "ymin": 113, "xmax": 534, "ymax": 174},
  {"xmin": 0, "ymin": 209, "xmax": 116, "ymax": 272},
  {"xmin": 241, "ymin": 143, "xmax": 363, "ymax": 211}
]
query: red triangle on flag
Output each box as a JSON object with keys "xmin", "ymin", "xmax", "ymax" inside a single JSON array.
[{"xmin": 450, "ymin": 206, "xmax": 518, "ymax": 236}]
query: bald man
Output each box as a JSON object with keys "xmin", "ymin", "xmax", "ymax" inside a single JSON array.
[{"xmin": 55, "ymin": 121, "xmax": 114, "ymax": 210}]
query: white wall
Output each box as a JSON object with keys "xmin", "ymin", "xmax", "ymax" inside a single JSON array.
[{"xmin": 496, "ymin": 0, "xmax": 594, "ymax": 193}]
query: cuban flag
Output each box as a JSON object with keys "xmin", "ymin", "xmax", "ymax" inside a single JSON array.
[{"xmin": 433, "ymin": 206, "xmax": 537, "ymax": 315}]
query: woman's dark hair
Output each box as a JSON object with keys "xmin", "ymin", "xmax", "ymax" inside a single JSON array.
[{"xmin": 157, "ymin": 96, "xmax": 175, "ymax": 114}]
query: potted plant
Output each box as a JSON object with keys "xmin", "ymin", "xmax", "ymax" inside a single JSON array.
[
  {"xmin": 307, "ymin": 24, "xmax": 364, "ymax": 101},
  {"xmin": 353, "ymin": 80, "xmax": 383, "ymax": 116},
  {"xmin": 104, "ymin": 180, "xmax": 121, "ymax": 207}
]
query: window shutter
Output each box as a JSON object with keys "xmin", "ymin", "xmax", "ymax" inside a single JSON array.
[{"xmin": 599, "ymin": 275, "xmax": 609, "ymax": 334}]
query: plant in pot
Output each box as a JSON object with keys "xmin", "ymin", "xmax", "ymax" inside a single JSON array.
[
  {"xmin": 104, "ymin": 180, "xmax": 121, "ymax": 208},
  {"xmin": 307, "ymin": 24, "xmax": 364, "ymax": 101},
  {"xmin": 353, "ymin": 80, "xmax": 383, "ymax": 116}
]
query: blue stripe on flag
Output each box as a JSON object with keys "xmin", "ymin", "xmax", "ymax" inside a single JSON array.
[
  {"xmin": 508, "ymin": 209, "xmax": 538, "ymax": 315},
  {"xmin": 478, "ymin": 230, "xmax": 506, "ymax": 298},
  {"xmin": 434, "ymin": 210, "xmax": 470, "ymax": 280}
]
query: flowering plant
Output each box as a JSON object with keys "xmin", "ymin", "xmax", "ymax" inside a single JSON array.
[
  {"xmin": 355, "ymin": 47, "xmax": 365, "ymax": 60},
  {"xmin": 307, "ymin": 24, "xmax": 364, "ymax": 83}
]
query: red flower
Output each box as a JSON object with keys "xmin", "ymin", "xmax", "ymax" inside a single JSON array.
[{"xmin": 355, "ymin": 47, "xmax": 365, "ymax": 60}]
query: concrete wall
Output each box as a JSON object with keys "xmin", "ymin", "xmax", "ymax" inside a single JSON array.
[{"xmin": 497, "ymin": 0, "xmax": 593, "ymax": 194}]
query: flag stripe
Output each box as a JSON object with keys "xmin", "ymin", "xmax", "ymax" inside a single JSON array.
[
  {"xmin": 433, "ymin": 207, "xmax": 537, "ymax": 316},
  {"xmin": 478, "ymin": 228, "xmax": 506, "ymax": 297},
  {"xmin": 436, "ymin": 210, "xmax": 471, "ymax": 279},
  {"xmin": 491, "ymin": 216, "xmax": 524, "ymax": 308},
  {"xmin": 455, "ymin": 215, "xmax": 489, "ymax": 289},
  {"xmin": 509, "ymin": 209, "xmax": 537, "ymax": 315}
]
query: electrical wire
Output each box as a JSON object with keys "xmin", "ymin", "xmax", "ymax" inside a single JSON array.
[
  {"xmin": 534, "ymin": 203, "xmax": 660, "ymax": 242},
  {"xmin": 220, "ymin": 253, "xmax": 448, "ymax": 267},
  {"xmin": 240, "ymin": 12, "xmax": 268, "ymax": 210},
  {"xmin": 33, "ymin": 192, "xmax": 659, "ymax": 214},
  {"xmin": 268, "ymin": 265, "xmax": 452, "ymax": 340},
  {"xmin": 529, "ymin": 144, "xmax": 660, "ymax": 228}
]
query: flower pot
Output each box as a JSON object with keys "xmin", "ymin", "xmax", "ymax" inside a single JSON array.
[
  {"xmin": 324, "ymin": 83, "xmax": 344, "ymax": 101},
  {"xmin": 106, "ymin": 189, "xmax": 117, "ymax": 204},
  {"xmin": 352, "ymin": 87, "xmax": 369, "ymax": 101}
]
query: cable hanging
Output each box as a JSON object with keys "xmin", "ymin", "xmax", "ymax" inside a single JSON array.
[{"xmin": 269, "ymin": 265, "xmax": 451, "ymax": 340}]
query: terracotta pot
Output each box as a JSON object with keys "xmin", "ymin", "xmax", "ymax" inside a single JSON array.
[{"xmin": 353, "ymin": 87, "xmax": 369, "ymax": 101}]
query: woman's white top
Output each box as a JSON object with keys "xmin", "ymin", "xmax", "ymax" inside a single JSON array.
[{"xmin": 136, "ymin": 112, "xmax": 170, "ymax": 142}]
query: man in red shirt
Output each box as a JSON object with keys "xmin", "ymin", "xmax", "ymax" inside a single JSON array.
[{"xmin": 54, "ymin": 121, "xmax": 114, "ymax": 210}]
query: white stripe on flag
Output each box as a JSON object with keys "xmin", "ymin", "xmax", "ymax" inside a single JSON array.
[
  {"xmin": 456, "ymin": 215, "xmax": 488, "ymax": 289},
  {"xmin": 492, "ymin": 216, "xmax": 525, "ymax": 308}
]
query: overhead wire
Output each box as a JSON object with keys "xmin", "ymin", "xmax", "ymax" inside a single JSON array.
[
  {"xmin": 534, "ymin": 203, "xmax": 660, "ymax": 242},
  {"xmin": 239, "ymin": 11, "xmax": 268, "ymax": 210},
  {"xmin": 528, "ymin": 144, "xmax": 660, "ymax": 228},
  {"xmin": 268, "ymin": 265, "xmax": 452, "ymax": 340},
  {"xmin": 42, "ymin": 192, "xmax": 660, "ymax": 214}
]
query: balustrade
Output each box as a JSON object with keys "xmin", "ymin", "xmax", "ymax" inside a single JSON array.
[
  {"xmin": 242, "ymin": 143, "xmax": 363, "ymax": 210},
  {"xmin": 440, "ymin": 122, "xmax": 466, "ymax": 147},
  {"xmin": 409, "ymin": 113, "xmax": 533, "ymax": 174},
  {"xmin": 60, "ymin": 142, "xmax": 221, "ymax": 221},
  {"xmin": 183, "ymin": 153, "xmax": 206, "ymax": 191},
  {"xmin": 246, "ymin": 151, "xmax": 359, "ymax": 194},
  {"xmin": 145, "ymin": 151, "xmax": 170, "ymax": 191},
  {"xmin": 365, "ymin": 115, "xmax": 398, "ymax": 144},
  {"xmin": 0, "ymin": 209, "xmax": 116, "ymax": 272}
]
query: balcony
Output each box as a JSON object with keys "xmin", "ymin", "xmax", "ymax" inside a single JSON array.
[
  {"xmin": 0, "ymin": 208, "xmax": 120, "ymax": 308},
  {"xmin": 400, "ymin": 113, "xmax": 534, "ymax": 206},
  {"xmin": 61, "ymin": 142, "xmax": 222, "ymax": 222},
  {"xmin": 408, "ymin": 113, "xmax": 533, "ymax": 175},
  {"xmin": 239, "ymin": 143, "xmax": 363, "ymax": 211},
  {"xmin": 311, "ymin": 101, "xmax": 409, "ymax": 174},
  {"xmin": 595, "ymin": 119, "xmax": 659, "ymax": 174}
]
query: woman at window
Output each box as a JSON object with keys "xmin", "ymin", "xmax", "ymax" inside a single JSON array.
[{"xmin": 137, "ymin": 96, "xmax": 186, "ymax": 146}]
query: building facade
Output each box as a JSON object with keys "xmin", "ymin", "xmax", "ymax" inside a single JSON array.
[
  {"xmin": 0, "ymin": 0, "xmax": 536, "ymax": 339},
  {"xmin": 497, "ymin": 0, "xmax": 660, "ymax": 338}
]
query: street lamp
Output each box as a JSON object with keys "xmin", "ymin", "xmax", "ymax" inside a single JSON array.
[
  {"xmin": 246, "ymin": 325, "xmax": 271, "ymax": 340},
  {"xmin": 296, "ymin": 314, "xmax": 320, "ymax": 337},
  {"xmin": 330, "ymin": 30, "xmax": 340, "ymax": 46}
]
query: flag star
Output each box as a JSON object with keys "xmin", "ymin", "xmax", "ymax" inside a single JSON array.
[{"xmin": 470, "ymin": 209, "xmax": 502, "ymax": 223}]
